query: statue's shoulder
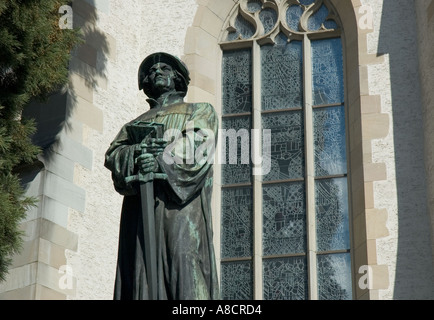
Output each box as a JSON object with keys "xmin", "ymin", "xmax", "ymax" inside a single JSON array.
[{"xmin": 187, "ymin": 102, "xmax": 217, "ymax": 116}]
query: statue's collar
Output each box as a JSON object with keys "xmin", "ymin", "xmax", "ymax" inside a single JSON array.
[{"xmin": 147, "ymin": 91, "xmax": 185, "ymax": 109}]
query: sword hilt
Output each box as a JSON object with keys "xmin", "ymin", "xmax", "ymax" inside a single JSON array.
[{"xmin": 125, "ymin": 172, "xmax": 168, "ymax": 185}]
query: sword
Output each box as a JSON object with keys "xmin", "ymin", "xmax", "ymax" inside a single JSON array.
[{"xmin": 125, "ymin": 122, "xmax": 167, "ymax": 300}]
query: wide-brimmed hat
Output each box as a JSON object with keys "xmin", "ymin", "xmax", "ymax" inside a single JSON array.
[{"xmin": 138, "ymin": 52, "xmax": 190, "ymax": 97}]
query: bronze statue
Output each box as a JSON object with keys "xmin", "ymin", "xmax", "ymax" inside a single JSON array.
[{"xmin": 104, "ymin": 52, "xmax": 220, "ymax": 300}]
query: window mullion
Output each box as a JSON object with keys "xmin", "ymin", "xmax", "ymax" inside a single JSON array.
[
  {"xmin": 303, "ymin": 33, "xmax": 318, "ymax": 300},
  {"xmin": 252, "ymin": 41, "xmax": 263, "ymax": 300}
]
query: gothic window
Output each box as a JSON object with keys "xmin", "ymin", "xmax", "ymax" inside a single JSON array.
[{"xmin": 220, "ymin": 0, "xmax": 352, "ymax": 300}]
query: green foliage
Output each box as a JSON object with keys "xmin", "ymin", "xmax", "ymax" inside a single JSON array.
[{"xmin": 0, "ymin": 0, "xmax": 81, "ymax": 281}]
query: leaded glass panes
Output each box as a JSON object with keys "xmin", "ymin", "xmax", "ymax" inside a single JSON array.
[
  {"xmin": 221, "ymin": 116, "xmax": 252, "ymax": 185},
  {"xmin": 261, "ymin": 35, "xmax": 303, "ymax": 111},
  {"xmin": 221, "ymin": 0, "xmax": 351, "ymax": 300},
  {"xmin": 263, "ymin": 183, "xmax": 306, "ymax": 256},
  {"xmin": 315, "ymin": 178, "xmax": 350, "ymax": 252},
  {"xmin": 247, "ymin": 0, "xmax": 262, "ymax": 13},
  {"xmin": 312, "ymin": 38, "xmax": 344, "ymax": 105},
  {"xmin": 286, "ymin": 5, "xmax": 303, "ymax": 31},
  {"xmin": 221, "ymin": 187, "xmax": 253, "ymax": 259},
  {"xmin": 323, "ymin": 19, "xmax": 338, "ymax": 30},
  {"xmin": 314, "ymin": 106, "xmax": 347, "ymax": 177},
  {"xmin": 228, "ymin": 14, "xmax": 256, "ymax": 41},
  {"xmin": 221, "ymin": 261, "xmax": 254, "ymax": 300},
  {"xmin": 299, "ymin": 0, "xmax": 315, "ymax": 5},
  {"xmin": 317, "ymin": 253, "xmax": 352, "ymax": 300},
  {"xmin": 259, "ymin": 8, "xmax": 278, "ymax": 35},
  {"xmin": 262, "ymin": 111, "xmax": 304, "ymax": 181},
  {"xmin": 263, "ymin": 257, "xmax": 308, "ymax": 300},
  {"xmin": 307, "ymin": 4, "xmax": 329, "ymax": 31},
  {"xmin": 222, "ymin": 49, "xmax": 252, "ymax": 114}
]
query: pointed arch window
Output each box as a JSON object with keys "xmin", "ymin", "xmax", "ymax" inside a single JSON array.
[{"xmin": 219, "ymin": 0, "xmax": 352, "ymax": 300}]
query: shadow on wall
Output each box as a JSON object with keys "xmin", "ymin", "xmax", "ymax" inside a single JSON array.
[
  {"xmin": 377, "ymin": 0, "xmax": 434, "ymax": 299},
  {"xmin": 22, "ymin": 0, "xmax": 109, "ymax": 160}
]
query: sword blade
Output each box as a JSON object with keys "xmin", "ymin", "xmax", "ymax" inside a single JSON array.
[{"xmin": 140, "ymin": 180, "xmax": 158, "ymax": 300}]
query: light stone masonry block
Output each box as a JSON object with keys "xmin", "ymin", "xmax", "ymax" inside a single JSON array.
[
  {"xmin": 184, "ymin": 27, "xmax": 220, "ymax": 60},
  {"xmin": 366, "ymin": 209, "xmax": 389, "ymax": 240},
  {"xmin": 190, "ymin": 71, "xmax": 216, "ymax": 95},
  {"xmin": 360, "ymin": 95, "xmax": 381, "ymax": 114},
  {"xmin": 206, "ymin": 0, "xmax": 237, "ymax": 21},
  {"xmin": 0, "ymin": 285, "xmax": 36, "ymax": 300},
  {"xmin": 363, "ymin": 163, "xmax": 387, "ymax": 182},
  {"xmin": 361, "ymin": 113, "xmax": 389, "ymax": 140},
  {"xmin": 76, "ymin": 43, "xmax": 98, "ymax": 68},
  {"xmin": 35, "ymin": 285, "xmax": 67, "ymax": 300},
  {"xmin": 69, "ymin": 73, "xmax": 94, "ymax": 104},
  {"xmin": 37, "ymin": 263, "xmax": 76, "ymax": 297},
  {"xmin": 0, "ymin": 264, "xmax": 37, "ymax": 293},
  {"xmin": 44, "ymin": 153, "xmax": 75, "ymax": 183},
  {"xmin": 186, "ymin": 86, "xmax": 217, "ymax": 107},
  {"xmin": 40, "ymin": 197, "xmax": 69, "ymax": 228},
  {"xmin": 40, "ymin": 219, "xmax": 78, "ymax": 252},
  {"xmin": 55, "ymin": 131, "xmax": 93, "ymax": 170},
  {"xmin": 43, "ymin": 173, "xmax": 86, "ymax": 214},
  {"xmin": 9, "ymin": 239, "xmax": 39, "ymax": 269},
  {"xmin": 38, "ymin": 238, "xmax": 67, "ymax": 269},
  {"xmin": 193, "ymin": 6, "xmax": 224, "ymax": 39},
  {"xmin": 72, "ymin": 96, "xmax": 104, "ymax": 133},
  {"xmin": 370, "ymin": 265, "xmax": 390, "ymax": 290}
]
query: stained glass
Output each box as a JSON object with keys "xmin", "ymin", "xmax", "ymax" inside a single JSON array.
[
  {"xmin": 261, "ymin": 35, "xmax": 303, "ymax": 111},
  {"xmin": 263, "ymin": 183, "xmax": 306, "ymax": 256},
  {"xmin": 315, "ymin": 178, "xmax": 350, "ymax": 252},
  {"xmin": 312, "ymin": 38, "xmax": 344, "ymax": 105},
  {"xmin": 221, "ymin": 0, "xmax": 350, "ymax": 301},
  {"xmin": 221, "ymin": 187, "xmax": 253, "ymax": 259},
  {"xmin": 259, "ymin": 8, "xmax": 278, "ymax": 34},
  {"xmin": 299, "ymin": 0, "xmax": 315, "ymax": 5},
  {"xmin": 262, "ymin": 111, "xmax": 304, "ymax": 181},
  {"xmin": 263, "ymin": 257, "xmax": 308, "ymax": 300},
  {"xmin": 247, "ymin": 0, "xmax": 262, "ymax": 13},
  {"xmin": 227, "ymin": 14, "xmax": 256, "ymax": 41},
  {"xmin": 307, "ymin": 4, "xmax": 329, "ymax": 31},
  {"xmin": 221, "ymin": 261, "xmax": 254, "ymax": 300},
  {"xmin": 286, "ymin": 5, "xmax": 303, "ymax": 32},
  {"xmin": 323, "ymin": 19, "xmax": 338, "ymax": 30},
  {"xmin": 221, "ymin": 116, "xmax": 252, "ymax": 185},
  {"xmin": 314, "ymin": 106, "xmax": 347, "ymax": 177},
  {"xmin": 222, "ymin": 49, "xmax": 252, "ymax": 115},
  {"xmin": 317, "ymin": 253, "xmax": 352, "ymax": 300}
]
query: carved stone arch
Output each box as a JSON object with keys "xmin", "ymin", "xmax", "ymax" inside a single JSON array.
[{"xmin": 184, "ymin": 0, "xmax": 388, "ymax": 300}]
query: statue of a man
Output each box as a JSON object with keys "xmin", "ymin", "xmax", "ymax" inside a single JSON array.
[{"xmin": 104, "ymin": 52, "xmax": 220, "ymax": 300}]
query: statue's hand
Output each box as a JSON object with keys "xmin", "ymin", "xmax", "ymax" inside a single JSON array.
[
  {"xmin": 136, "ymin": 153, "xmax": 160, "ymax": 174},
  {"xmin": 141, "ymin": 138, "xmax": 168, "ymax": 156}
]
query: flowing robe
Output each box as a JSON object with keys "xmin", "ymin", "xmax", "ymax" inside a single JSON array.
[{"xmin": 105, "ymin": 94, "xmax": 220, "ymax": 300}]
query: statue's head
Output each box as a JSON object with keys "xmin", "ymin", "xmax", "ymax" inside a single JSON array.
[{"xmin": 138, "ymin": 52, "xmax": 190, "ymax": 99}]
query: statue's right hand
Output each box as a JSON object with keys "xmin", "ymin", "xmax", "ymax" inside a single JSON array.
[{"xmin": 136, "ymin": 153, "xmax": 160, "ymax": 174}]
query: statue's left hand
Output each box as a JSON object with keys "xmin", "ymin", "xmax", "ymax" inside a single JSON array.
[{"xmin": 141, "ymin": 138, "xmax": 167, "ymax": 156}]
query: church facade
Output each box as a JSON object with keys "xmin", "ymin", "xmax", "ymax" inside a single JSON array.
[{"xmin": 0, "ymin": 0, "xmax": 434, "ymax": 300}]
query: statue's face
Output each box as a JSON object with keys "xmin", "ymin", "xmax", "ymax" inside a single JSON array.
[{"xmin": 148, "ymin": 62, "xmax": 176, "ymax": 94}]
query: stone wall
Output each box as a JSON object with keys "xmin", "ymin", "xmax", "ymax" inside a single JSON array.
[
  {"xmin": 415, "ymin": 0, "xmax": 434, "ymax": 286},
  {"xmin": 1, "ymin": 0, "xmax": 433, "ymax": 300},
  {"xmin": 363, "ymin": 0, "xmax": 434, "ymax": 299}
]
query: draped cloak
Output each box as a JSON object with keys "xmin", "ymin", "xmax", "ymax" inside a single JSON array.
[{"xmin": 104, "ymin": 93, "xmax": 220, "ymax": 300}]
